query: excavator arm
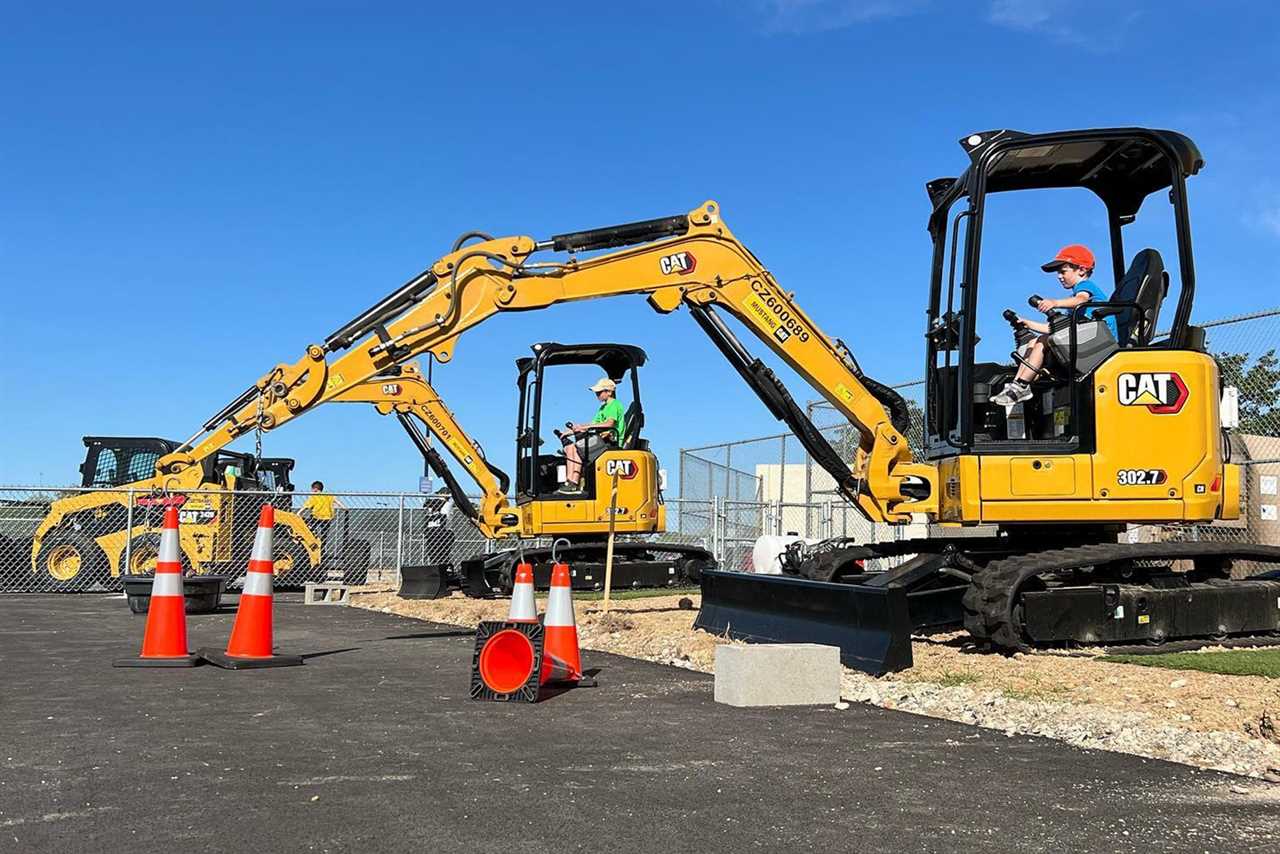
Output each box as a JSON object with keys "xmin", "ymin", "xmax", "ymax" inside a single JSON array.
[
  {"xmin": 162, "ymin": 200, "xmax": 936, "ymax": 523},
  {"xmin": 325, "ymin": 364, "xmax": 520, "ymax": 538}
]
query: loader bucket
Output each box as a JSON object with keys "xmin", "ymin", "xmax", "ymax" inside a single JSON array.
[
  {"xmin": 694, "ymin": 570, "xmax": 914, "ymax": 675},
  {"xmin": 398, "ymin": 564, "xmax": 450, "ymax": 599}
]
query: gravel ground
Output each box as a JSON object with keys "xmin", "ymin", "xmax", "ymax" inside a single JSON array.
[{"xmin": 350, "ymin": 589, "xmax": 1280, "ymax": 779}]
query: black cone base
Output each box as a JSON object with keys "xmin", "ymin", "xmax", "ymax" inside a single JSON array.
[
  {"xmin": 113, "ymin": 654, "xmax": 202, "ymax": 668},
  {"xmin": 197, "ymin": 647, "xmax": 304, "ymax": 669}
]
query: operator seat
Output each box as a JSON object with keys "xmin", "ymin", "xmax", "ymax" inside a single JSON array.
[
  {"xmin": 619, "ymin": 399, "xmax": 644, "ymax": 449},
  {"xmin": 1103, "ymin": 248, "xmax": 1168, "ymax": 346}
]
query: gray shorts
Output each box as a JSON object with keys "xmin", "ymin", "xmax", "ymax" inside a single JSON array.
[{"xmin": 575, "ymin": 433, "xmax": 608, "ymax": 467}]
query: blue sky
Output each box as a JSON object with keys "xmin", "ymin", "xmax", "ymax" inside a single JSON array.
[{"xmin": 3, "ymin": 1, "xmax": 1279, "ymax": 491}]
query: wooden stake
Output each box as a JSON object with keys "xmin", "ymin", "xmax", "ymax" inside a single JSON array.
[{"xmin": 602, "ymin": 472, "xmax": 620, "ymax": 612}]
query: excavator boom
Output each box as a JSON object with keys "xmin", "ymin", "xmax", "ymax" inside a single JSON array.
[
  {"xmin": 165, "ymin": 201, "xmax": 934, "ymax": 524},
  {"xmin": 325, "ymin": 364, "xmax": 518, "ymax": 538}
]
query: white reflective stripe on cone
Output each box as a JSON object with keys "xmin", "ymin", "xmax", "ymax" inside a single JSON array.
[
  {"xmin": 250, "ymin": 525, "xmax": 273, "ymax": 561},
  {"xmin": 151, "ymin": 572, "xmax": 185, "ymax": 597},
  {"xmin": 544, "ymin": 586, "xmax": 575, "ymax": 627},
  {"xmin": 242, "ymin": 571, "xmax": 274, "ymax": 597},
  {"xmin": 159, "ymin": 526, "xmax": 181, "ymax": 563},
  {"xmin": 508, "ymin": 583, "xmax": 537, "ymax": 621}
]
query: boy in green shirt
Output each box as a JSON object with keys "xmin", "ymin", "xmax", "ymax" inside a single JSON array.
[{"xmin": 561, "ymin": 378, "xmax": 625, "ymax": 492}]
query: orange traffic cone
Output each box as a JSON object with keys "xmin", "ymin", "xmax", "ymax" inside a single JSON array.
[
  {"xmin": 469, "ymin": 619, "xmax": 578, "ymax": 703},
  {"xmin": 507, "ymin": 561, "xmax": 537, "ymax": 622},
  {"xmin": 199, "ymin": 505, "xmax": 302, "ymax": 669},
  {"xmin": 543, "ymin": 561, "xmax": 582, "ymax": 684},
  {"xmin": 114, "ymin": 506, "xmax": 200, "ymax": 667}
]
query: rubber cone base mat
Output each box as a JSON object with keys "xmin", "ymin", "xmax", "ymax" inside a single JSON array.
[
  {"xmin": 112, "ymin": 654, "xmax": 202, "ymax": 668},
  {"xmin": 197, "ymin": 648, "xmax": 304, "ymax": 669},
  {"xmin": 471, "ymin": 620, "xmax": 543, "ymax": 703}
]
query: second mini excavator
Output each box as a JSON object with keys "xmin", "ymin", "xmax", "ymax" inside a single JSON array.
[{"xmin": 327, "ymin": 346, "xmax": 715, "ymax": 594}]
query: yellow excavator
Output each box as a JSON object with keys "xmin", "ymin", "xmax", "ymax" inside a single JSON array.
[
  {"xmin": 329, "ymin": 353, "xmax": 715, "ymax": 593},
  {"xmin": 53, "ymin": 125, "xmax": 1278, "ymax": 671}
]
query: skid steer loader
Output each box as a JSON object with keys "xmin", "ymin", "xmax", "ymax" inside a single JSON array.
[{"xmin": 30, "ymin": 437, "xmax": 322, "ymax": 589}]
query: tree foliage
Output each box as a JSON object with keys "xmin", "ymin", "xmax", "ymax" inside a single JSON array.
[{"xmin": 1215, "ymin": 350, "xmax": 1280, "ymax": 436}]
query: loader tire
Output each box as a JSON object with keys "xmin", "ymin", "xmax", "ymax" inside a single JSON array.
[
  {"xmin": 124, "ymin": 532, "xmax": 193, "ymax": 577},
  {"xmin": 37, "ymin": 530, "xmax": 110, "ymax": 592}
]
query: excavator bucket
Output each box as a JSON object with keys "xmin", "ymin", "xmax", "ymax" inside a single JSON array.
[
  {"xmin": 398, "ymin": 564, "xmax": 451, "ymax": 599},
  {"xmin": 694, "ymin": 570, "xmax": 914, "ymax": 675}
]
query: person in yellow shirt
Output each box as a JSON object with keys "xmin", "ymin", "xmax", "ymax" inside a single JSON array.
[{"xmin": 300, "ymin": 480, "xmax": 340, "ymax": 554}]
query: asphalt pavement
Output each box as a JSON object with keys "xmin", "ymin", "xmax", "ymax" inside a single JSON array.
[{"xmin": 2, "ymin": 595, "xmax": 1277, "ymax": 853}]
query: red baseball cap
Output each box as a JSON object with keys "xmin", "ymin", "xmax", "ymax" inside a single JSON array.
[{"xmin": 1041, "ymin": 244, "xmax": 1095, "ymax": 272}]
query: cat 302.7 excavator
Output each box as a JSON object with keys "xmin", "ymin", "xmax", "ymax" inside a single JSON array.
[{"xmin": 65, "ymin": 125, "xmax": 1278, "ymax": 672}]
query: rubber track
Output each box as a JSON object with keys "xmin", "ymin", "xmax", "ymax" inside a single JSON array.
[
  {"xmin": 961, "ymin": 541, "xmax": 1280, "ymax": 652},
  {"xmin": 485, "ymin": 541, "xmax": 715, "ymax": 588},
  {"xmin": 791, "ymin": 536, "xmax": 1051, "ymax": 583}
]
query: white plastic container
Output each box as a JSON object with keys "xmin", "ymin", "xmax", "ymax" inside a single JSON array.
[{"xmin": 750, "ymin": 534, "xmax": 815, "ymax": 575}]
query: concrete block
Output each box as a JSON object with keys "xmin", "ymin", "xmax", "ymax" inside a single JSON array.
[
  {"xmin": 304, "ymin": 582, "xmax": 350, "ymax": 606},
  {"xmin": 713, "ymin": 643, "xmax": 841, "ymax": 707}
]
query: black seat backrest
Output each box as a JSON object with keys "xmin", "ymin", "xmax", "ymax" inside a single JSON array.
[
  {"xmin": 1107, "ymin": 248, "xmax": 1167, "ymax": 346},
  {"xmin": 621, "ymin": 399, "xmax": 644, "ymax": 449}
]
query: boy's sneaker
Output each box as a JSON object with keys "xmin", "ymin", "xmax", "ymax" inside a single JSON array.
[{"xmin": 991, "ymin": 381, "xmax": 1032, "ymax": 407}]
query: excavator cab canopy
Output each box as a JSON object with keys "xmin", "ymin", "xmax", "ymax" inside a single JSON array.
[
  {"xmin": 923, "ymin": 127, "xmax": 1204, "ymax": 458},
  {"xmin": 514, "ymin": 342, "xmax": 647, "ymax": 382},
  {"xmin": 515, "ymin": 342, "xmax": 648, "ymax": 501}
]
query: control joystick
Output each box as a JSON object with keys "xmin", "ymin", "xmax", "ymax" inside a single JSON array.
[{"xmin": 1003, "ymin": 308, "xmax": 1035, "ymax": 347}]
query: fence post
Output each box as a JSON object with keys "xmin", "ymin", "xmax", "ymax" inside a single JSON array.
[
  {"xmin": 712, "ymin": 495, "xmax": 722, "ymax": 563},
  {"xmin": 774, "ymin": 498, "xmax": 783, "ymax": 535},
  {"xmin": 122, "ymin": 488, "xmax": 136, "ymax": 578},
  {"xmin": 822, "ymin": 500, "xmax": 833, "ymax": 539},
  {"xmin": 395, "ymin": 493, "xmax": 406, "ymax": 582},
  {"xmin": 778, "ymin": 435, "xmax": 787, "ymax": 505}
]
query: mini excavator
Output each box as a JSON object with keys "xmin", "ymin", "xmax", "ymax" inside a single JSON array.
[
  {"xmin": 327, "ymin": 348, "xmax": 715, "ymax": 594},
  {"xmin": 34, "ymin": 125, "xmax": 1277, "ymax": 673}
]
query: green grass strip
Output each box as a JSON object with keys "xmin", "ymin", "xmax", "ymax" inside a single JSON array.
[
  {"xmin": 570, "ymin": 586, "xmax": 698, "ymax": 602},
  {"xmin": 1101, "ymin": 648, "xmax": 1280, "ymax": 678}
]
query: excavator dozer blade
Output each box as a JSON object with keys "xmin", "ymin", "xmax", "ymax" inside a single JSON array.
[
  {"xmin": 694, "ymin": 570, "xmax": 913, "ymax": 675},
  {"xmin": 398, "ymin": 563, "xmax": 450, "ymax": 599}
]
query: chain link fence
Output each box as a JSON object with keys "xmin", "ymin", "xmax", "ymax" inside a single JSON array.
[
  {"xmin": 0, "ymin": 486, "xmax": 723, "ymax": 594},
  {"xmin": 11, "ymin": 310, "xmax": 1278, "ymax": 591},
  {"xmin": 679, "ymin": 309, "xmax": 1280, "ymax": 570}
]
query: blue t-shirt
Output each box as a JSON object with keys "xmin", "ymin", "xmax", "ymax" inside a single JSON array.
[{"xmin": 1072, "ymin": 280, "xmax": 1119, "ymax": 340}]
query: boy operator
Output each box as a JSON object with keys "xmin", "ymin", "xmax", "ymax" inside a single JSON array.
[{"xmin": 990, "ymin": 244, "xmax": 1118, "ymax": 406}]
